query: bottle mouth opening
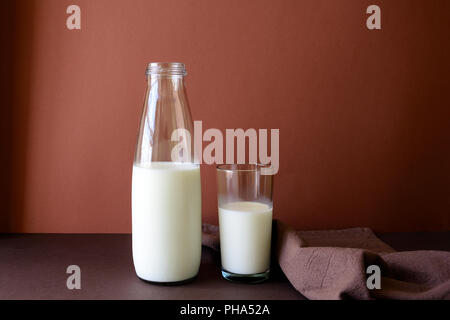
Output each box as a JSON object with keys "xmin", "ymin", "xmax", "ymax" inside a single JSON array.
[{"xmin": 146, "ymin": 62, "xmax": 187, "ymax": 76}]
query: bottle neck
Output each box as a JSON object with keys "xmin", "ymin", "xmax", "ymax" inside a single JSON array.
[
  {"xmin": 147, "ymin": 75, "xmax": 185, "ymax": 96},
  {"xmin": 145, "ymin": 62, "xmax": 187, "ymax": 91}
]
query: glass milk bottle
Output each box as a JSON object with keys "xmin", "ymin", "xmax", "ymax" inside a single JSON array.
[{"xmin": 132, "ymin": 62, "xmax": 201, "ymax": 284}]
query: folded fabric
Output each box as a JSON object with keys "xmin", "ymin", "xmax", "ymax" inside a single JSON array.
[{"xmin": 202, "ymin": 221, "xmax": 450, "ymax": 300}]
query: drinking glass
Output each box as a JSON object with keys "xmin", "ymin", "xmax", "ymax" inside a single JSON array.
[{"xmin": 216, "ymin": 164, "xmax": 273, "ymax": 283}]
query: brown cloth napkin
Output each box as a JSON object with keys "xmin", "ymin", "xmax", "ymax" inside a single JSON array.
[{"xmin": 202, "ymin": 221, "xmax": 450, "ymax": 300}]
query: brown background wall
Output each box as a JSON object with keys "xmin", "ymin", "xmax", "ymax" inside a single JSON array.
[{"xmin": 1, "ymin": 0, "xmax": 449, "ymax": 233}]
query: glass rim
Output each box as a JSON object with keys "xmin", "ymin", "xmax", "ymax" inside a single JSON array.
[
  {"xmin": 216, "ymin": 163, "xmax": 270, "ymax": 172},
  {"xmin": 146, "ymin": 62, "xmax": 187, "ymax": 76}
]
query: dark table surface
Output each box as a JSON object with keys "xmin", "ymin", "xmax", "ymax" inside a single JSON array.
[{"xmin": 1, "ymin": 232, "xmax": 449, "ymax": 300}]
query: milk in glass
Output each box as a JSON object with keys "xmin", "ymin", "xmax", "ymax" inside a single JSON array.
[{"xmin": 219, "ymin": 201, "xmax": 272, "ymax": 275}]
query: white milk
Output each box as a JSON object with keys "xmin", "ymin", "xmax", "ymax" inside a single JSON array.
[
  {"xmin": 219, "ymin": 201, "xmax": 272, "ymax": 275},
  {"xmin": 132, "ymin": 162, "xmax": 201, "ymax": 283}
]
